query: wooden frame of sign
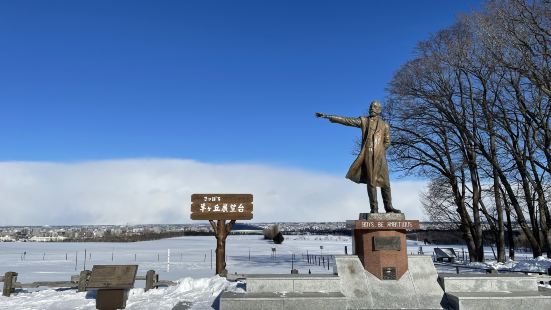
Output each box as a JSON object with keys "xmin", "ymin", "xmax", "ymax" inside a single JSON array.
[{"xmin": 191, "ymin": 194, "xmax": 253, "ymax": 276}]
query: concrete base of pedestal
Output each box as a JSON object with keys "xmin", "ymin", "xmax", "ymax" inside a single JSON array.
[
  {"xmin": 335, "ymin": 255, "xmax": 445, "ymax": 309},
  {"xmin": 219, "ymin": 255, "xmax": 445, "ymax": 310}
]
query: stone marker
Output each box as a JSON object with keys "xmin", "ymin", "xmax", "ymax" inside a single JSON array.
[
  {"xmin": 86, "ymin": 265, "xmax": 138, "ymax": 310},
  {"xmin": 2, "ymin": 272, "xmax": 17, "ymax": 297}
]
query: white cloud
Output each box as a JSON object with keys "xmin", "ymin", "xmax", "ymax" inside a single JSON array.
[{"xmin": 0, "ymin": 159, "xmax": 428, "ymax": 225}]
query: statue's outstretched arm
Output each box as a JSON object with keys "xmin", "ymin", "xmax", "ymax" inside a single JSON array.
[{"xmin": 315, "ymin": 112, "xmax": 361, "ymax": 128}]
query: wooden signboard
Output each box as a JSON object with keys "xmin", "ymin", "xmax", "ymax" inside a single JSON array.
[
  {"xmin": 86, "ymin": 265, "xmax": 138, "ymax": 310},
  {"xmin": 191, "ymin": 194, "xmax": 253, "ymax": 220},
  {"xmin": 86, "ymin": 265, "xmax": 138, "ymax": 289},
  {"xmin": 190, "ymin": 193, "xmax": 253, "ymax": 276}
]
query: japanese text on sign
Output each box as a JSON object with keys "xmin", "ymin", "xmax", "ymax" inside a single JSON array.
[{"xmin": 198, "ymin": 202, "xmax": 245, "ymax": 213}]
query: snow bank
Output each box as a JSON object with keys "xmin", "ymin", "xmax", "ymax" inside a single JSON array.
[
  {"xmin": 0, "ymin": 276, "xmax": 240, "ymax": 310},
  {"xmin": 510, "ymin": 256, "xmax": 551, "ymax": 273},
  {"xmin": 469, "ymin": 256, "xmax": 551, "ymax": 273}
]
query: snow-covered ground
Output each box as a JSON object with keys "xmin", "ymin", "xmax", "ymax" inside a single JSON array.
[
  {"xmin": 0, "ymin": 235, "xmax": 353, "ymax": 284},
  {"xmin": 0, "ymin": 235, "xmax": 550, "ymax": 309}
]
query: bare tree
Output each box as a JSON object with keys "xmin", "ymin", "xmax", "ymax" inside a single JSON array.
[{"xmin": 388, "ymin": 2, "xmax": 551, "ymax": 259}]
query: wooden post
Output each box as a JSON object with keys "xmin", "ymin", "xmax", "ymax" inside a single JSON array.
[
  {"xmin": 77, "ymin": 270, "xmax": 91, "ymax": 292},
  {"xmin": 209, "ymin": 219, "xmax": 235, "ymax": 276},
  {"xmin": 2, "ymin": 272, "xmax": 17, "ymax": 297},
  {"xmin": 145, "ymin": 270, "xmax": 156, "ymax": 292}
]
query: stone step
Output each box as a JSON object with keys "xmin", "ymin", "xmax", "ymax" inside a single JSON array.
[
  {"xmin": 245, "ymin": 274, "xmax": 340, "ymax": 293},
  {"xmin": 220, "ymin": 291, "xmax": 347, "ymax": 310},
  {"xmin": 438, "ymin": 273, "xmax": 539, "ymax": 293},
  {"xmin": 445, "ymin": 290, "xmax": 551, "ymax": 310}
]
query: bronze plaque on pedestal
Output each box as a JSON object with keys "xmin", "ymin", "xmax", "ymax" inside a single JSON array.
[{"xmin": 373, "ymin": 236, "xmax": 401, "ymax": 251}]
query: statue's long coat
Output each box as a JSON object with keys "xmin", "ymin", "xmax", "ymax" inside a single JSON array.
[{"xmin": 327, "ymin": 115, "xmax": 391, "ymax": 187}]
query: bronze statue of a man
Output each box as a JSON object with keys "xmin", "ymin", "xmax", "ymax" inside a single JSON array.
[{"xmin": 316, "ymin": 100, "xmax": 401, "ymax": 214}]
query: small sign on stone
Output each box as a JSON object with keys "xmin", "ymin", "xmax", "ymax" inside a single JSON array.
[{"xmin": 382, "ymin": 267, "xmax": 397, "ymax": 280}]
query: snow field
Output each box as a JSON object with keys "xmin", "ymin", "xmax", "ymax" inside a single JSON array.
[{"xmin": 1, "ymin": 234, "xmax": 550, "ymax": 309}]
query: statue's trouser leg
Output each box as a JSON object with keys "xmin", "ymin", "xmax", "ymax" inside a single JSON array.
[
  {"xmin": 381, "ymin": 186, "xmax": 400, "ymax": 213},
  {"xmin": 381, "ymin": 185, "xmax": 393, "ymax": 211},
  {"xmin": 367, "ymin": 184, "xmax": 378, "ymax": 213}
]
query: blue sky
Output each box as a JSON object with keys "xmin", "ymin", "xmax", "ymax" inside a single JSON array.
[
  {"xmin": 0, "ymin": 1, "xmax": 486, "ymax": 224},
  {"xmin": 0, "ymin": 0, "xmax": 482, "ymax": 173}
]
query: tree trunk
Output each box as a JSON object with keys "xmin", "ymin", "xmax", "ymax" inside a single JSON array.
[
  {"xmin": 501, "ymin": 185, "xmax": 515, "ymax": 260},
  {"xmin": 210, "ymin": 219, "xmax": 235, "ymax": 276},
  {"xmin": 494, "ymin": 176, "xmax": 506, "ymax": 262},
  {"xmin": 466, "ymin": 148, "xmax": 484, "ymax": 261},
  {"xmin": 499, "ymin": 173, "xmax": 542, "ymax": 257},
  {"xmin": 479, "ymin": 92, "xmax": 506, "ymax": 262},
  {"xmin": 215, "ymin": 234, "xmax": 226, "ymax": 275},
  {"xmin": 451, "ymin": 176, "xmax": 478, "ymax": 262}
]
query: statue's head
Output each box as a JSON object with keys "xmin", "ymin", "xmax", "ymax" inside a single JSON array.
[{"xmin": 369, "ymin": 100, "xmax": 382, "ymax": 117}]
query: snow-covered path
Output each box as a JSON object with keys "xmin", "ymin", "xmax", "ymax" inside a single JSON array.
[{"xmin": 0, "ymin": 276, "xmax": 240, "ymax": 310}]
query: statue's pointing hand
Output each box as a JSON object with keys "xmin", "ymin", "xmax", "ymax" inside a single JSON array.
[{"xmin": 315, "ymin": 112, "xmax": 326, "ymax": 118}]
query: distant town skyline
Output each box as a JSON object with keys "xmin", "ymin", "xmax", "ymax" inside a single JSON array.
[{"xmin": 0, "ymin": 1, "xmax": 482, "ymax": 225}]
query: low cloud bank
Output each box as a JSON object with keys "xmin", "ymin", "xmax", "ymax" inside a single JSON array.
[{"xmin": 0, "ymin": 159, "xmax": 427, "ymax": 225}]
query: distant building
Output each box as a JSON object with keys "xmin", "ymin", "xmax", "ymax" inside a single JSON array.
[
  {"xmin": 0, "ymin": 235, "xmax": 15, "ymax": 242},
  {"xmin": 29, "ymin": 236, "xmax": 68, "ymax": 242}
]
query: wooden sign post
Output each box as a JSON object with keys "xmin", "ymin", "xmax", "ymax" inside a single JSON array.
[{"xmin": 191, "ymin": 194, "xmax": 253, "ymax": 276}]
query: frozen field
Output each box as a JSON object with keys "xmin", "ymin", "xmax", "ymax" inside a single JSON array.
[
  {"xmin": 1, "ymin": 235, "xmax": 550, "ymax": 310},
  {"xmin": 0, "ymin": 235, "xmax": 356, "ymax": 284}
]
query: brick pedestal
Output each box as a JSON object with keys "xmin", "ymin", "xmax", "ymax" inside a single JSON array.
[{"xmin": 351, "ymin": 213, "xmax": 419, "ymax": 280}]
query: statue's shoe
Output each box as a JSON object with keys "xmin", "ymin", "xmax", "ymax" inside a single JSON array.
[{"xmin": 385, "ymin": 208, "xmax": 402, "ymax": 213}]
